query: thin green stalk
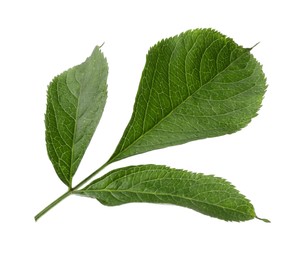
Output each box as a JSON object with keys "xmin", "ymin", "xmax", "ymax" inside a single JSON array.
[
  {"xmin": 72, "ymin": 162, "xmax": 109, "ymax": 190},
  {"xmin": 34, "ymin": 190, "xmax": 72, "ymax": 221},
  {"xmin": 35, "ymin": 162, "xmax": 110, "ymax": 221}
]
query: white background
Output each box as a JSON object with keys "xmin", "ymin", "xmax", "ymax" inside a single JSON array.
[{"xmin": 1, "ymin": 0, "xmax": 303, "ymax": 259}]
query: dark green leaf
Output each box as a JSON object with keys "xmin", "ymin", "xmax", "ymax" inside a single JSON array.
[
  {"xmin": 77, "ymin": 165, "xmax": 256, "ymax": 222},
  {"xmin": 109, "ymin": 29, "xmax": 267, "ymax": 163},
  {"xmin": 45, "ymin": 47, "xmax": 108, "ymax": 187}
]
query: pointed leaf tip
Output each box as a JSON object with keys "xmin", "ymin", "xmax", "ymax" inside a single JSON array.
[
  {"xmin": 99, "ymin": 42, "xmax": 105, "ymax": 49},
  {"xmin": 247, "ymin": 42, "xmax": 260, "ymax": 51},
  {"xmin": 256, "ymin": 216, "xmax": 271, "ymax": 223}
]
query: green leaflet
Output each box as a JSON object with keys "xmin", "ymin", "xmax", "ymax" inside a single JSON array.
[
  {"xmin": 45, "ymin": 47, "xmax": 108, "ymax": 187},
  {"xmin": 109, "ymin": 29, "xmax": 267, "ymax": 163},
  {"xmin": 77, "ymin": 165, "xmax": 256, "ymax": 222}
]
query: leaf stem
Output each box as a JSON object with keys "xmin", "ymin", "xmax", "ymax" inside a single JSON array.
[
  {"xmin": 34, "ymin": 190, "xmax": 72, "ymax": 221},
  {"xmin": 73, "ymin": 162, "xmax": 110, "ymax": 190},
  {"xmin": 35, "ymin": 162, "xmax": 110, "ymax": 221}
]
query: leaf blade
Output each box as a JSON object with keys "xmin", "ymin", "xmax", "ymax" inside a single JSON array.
[
  {"xmin": 109, "ymin": 29, "xmax": 266, "ymax": 163},
  {"xmin": 77, "ymin": 165, "xmax": 256, "ymax": 222},
  {"xmin": 45, "ymin": 47, "xmax": 108, "ymax": 187}
]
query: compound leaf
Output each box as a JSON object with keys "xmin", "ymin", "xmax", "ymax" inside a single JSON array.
[
  {"xmin": 77, "ymin": 164, "xmax": 256, "ymax": 222},
  {"xmin": 109, "ymin": 29, "xmax": 267, "ymax": 163},
  {"xmin": 45, "ymin": 47, "xmax": 108, "ymax": 188}
]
